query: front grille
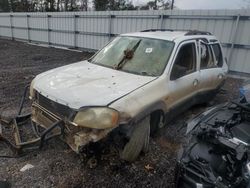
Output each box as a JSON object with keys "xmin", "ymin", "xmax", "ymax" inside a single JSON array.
[{"xmin": 34, "ymin": 91, "xmax": 76, "ymax": 119}]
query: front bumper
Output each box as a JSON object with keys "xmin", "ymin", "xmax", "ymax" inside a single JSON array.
[{"xmin": 31, "ymin": 102, "xmax": 113, "ymax": 152}]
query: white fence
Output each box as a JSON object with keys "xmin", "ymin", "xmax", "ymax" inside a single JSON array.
[{"xmin": 0, "ymin": 9, "xmax": 250, "ymax": 74}]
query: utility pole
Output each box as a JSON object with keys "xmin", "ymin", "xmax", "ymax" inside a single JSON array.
[{"xmin": 171, "ymin": 0, "xmax": 174, "ymax": 10}]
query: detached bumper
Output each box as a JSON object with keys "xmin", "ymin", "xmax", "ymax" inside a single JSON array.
[{"xmin": 31, "ymin": 102, "xmax": 113, "ymax": 153}]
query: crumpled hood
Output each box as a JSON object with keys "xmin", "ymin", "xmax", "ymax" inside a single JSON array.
[{"xmin": 33, "ymin": 60, "xmax": 156, "ymax": 109}]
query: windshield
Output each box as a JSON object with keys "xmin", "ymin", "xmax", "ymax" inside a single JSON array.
[{"xmin": 89, "ymin": 36, "xmax": 174, "ymax": 76}]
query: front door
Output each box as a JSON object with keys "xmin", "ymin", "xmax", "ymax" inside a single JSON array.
[{"xmin": 166, "ymin": 40, "xmax": 199, "ymax": 117}]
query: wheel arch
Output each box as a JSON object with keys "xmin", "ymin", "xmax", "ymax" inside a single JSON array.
[{"xmin": 131, "ymin": 100, "xmax": 167, "ymax": 125}]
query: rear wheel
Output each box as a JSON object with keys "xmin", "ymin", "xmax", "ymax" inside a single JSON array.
[{"xmin": 120, "ymin": 116, "xmax": 150, "ymax": 162}]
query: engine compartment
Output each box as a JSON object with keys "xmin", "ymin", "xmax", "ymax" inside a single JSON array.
[{"xmin": 176, "ymin": 99, "xmax": 250, "ymax": 188}]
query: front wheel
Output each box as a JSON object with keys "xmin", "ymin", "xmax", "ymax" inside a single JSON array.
[{"xmin": 120, "ymin": 116, "xmax": 150, "ymax": 162}]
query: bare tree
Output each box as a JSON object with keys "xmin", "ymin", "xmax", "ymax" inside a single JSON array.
[
  {"xmin": 139, "ymin": 0, "xmax": 172, "ymax": 10},
  {"xmin": 80, "ymin": 0, "xmax": 88, "ymax": 11},
  {"xmin": 8, "ymin": 0, "xmax": 13, "ymax": 11},
  {"xmin": 56, "ymin": 0, "xmax": 60, "ymax": 11}
]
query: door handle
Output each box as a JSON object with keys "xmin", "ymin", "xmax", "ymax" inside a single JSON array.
[
  {"xmin": 218, "ymin": 73, "xmax": 223, "ymax": 79},
  {"xmin": 193, "ymin": 79, "xmax": 199, "ymax": 86}
]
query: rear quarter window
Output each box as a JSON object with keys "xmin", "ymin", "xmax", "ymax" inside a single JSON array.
[
  {"xmin": 211, "ymin": 44, "xmax": 223, "ymax": 67},
  {"xmin": 200, "ymin": 43, "xmax": 215, "ymax": 69}
]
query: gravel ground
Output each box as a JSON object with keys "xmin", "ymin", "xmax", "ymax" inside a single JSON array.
[{"xmin": 0, "ymin": 38, "xmax": 245, "ymax": 188}]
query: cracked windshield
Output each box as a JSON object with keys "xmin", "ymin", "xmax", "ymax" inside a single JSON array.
[{"xmin": 90, "ymin": 36, "xmax": 174, "ymax": 76}]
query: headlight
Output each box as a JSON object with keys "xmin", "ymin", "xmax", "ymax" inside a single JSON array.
[
  {"xmin": 29, "ymin": 79, "xmax": 35, "ymax": 99},
  {"xmin": 73, "ymin": 107, "xmax": 119, "ymax": 129}
]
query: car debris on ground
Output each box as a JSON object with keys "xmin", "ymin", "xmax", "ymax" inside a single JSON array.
[
  {"xmin": 175, "ymin": 82, "xmax": 250, "ymax": 188},
  {"xmin": 20, "ymin": 164, "xmax": 34, "ymax": 172}
]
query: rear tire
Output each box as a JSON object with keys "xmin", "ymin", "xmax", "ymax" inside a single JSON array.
[{"xmin": 120, "ymin": 116, "xmax": 150, "ymax": 162}]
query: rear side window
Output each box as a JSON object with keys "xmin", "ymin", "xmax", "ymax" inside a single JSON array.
[
  {"xmin": 211, "ymin": 44, "xmax": 223, "ymax": 67},
  {"xmin": 200, "ymin": 43, "xmax": 215, "ymax": 69}
]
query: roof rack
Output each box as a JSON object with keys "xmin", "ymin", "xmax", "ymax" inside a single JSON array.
[
  {"xmin": 141, "ymin": 29, "xmax": 174, "ymax": 32},
  {"xmin": 185, "ymin": 30, "xmax": 212, "ymax": 36},
  {"xmin": 141, "ymin": 29, "xmax": 212, "ymax": 36}
]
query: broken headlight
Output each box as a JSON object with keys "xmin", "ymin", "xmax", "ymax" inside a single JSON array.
[{"xmin": 73, "ymin": 107, "xmax": 119, "ymax": 129}]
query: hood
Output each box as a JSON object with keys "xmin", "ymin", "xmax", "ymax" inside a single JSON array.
[{"xmin": 33, "ymin": 61, "xmax": 156, "ymax": 109}]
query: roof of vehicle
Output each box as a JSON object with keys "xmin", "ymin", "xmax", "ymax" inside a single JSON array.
[{"xmin": 121, "ymin": 29, "xmax": 217, "ymax": 43}]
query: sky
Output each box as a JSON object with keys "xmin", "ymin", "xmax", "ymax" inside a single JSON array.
[{"xmin": 133, "ymin": 0, "xmax": 250, "ymax": 9}]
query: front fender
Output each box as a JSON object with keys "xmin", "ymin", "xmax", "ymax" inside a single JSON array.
[
  {"xmin": 117, "ymin": 100, "xmax": 166, "ymax": 139},
  {"xmin": 131, "ymin": 100, "xmax": 167, "ymax": 124}
]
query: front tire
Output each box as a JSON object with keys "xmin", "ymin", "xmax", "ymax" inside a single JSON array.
[{"xmin": 120, "ymin": 116, "xmax": 150, "ymax": 162}]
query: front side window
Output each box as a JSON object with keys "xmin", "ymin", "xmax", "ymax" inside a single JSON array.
[
  {"xmin": 170, "ymin": 42, "xmax": 196, "ymax": 80},
  {"xmin": 89, "ymin": 36, "xmax": 174, "ymax": 76}
]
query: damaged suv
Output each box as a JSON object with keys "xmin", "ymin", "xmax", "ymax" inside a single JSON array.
[{"xmin": 29, "ymin": 29, "xmax": 228, "ymax": 161}]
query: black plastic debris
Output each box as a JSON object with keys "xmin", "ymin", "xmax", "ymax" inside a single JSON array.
[{"xmin": 175, "ymin": 98, "xmax": 250, "ymax": 188}]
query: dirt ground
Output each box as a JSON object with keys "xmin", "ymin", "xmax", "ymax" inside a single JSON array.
[{"xmin": 0, "ymin": 38, "xmax": 245, "ymax": 188}]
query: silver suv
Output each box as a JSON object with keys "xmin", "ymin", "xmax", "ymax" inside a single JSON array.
[{"xmin": 30, "ymin": 29, "xmax": 228, "ymax": 161}]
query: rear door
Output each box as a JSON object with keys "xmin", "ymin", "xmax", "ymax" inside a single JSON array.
[
  {"xmin": 197, "ymin": 40, "xmax": 226, "ymax": 93},
  {"xmin": 210, "ymin": 43, "xmax": 227, "ymax": 87}
]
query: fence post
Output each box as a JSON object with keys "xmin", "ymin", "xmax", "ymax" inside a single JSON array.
[
  {"xmin": 47, "ymin": 14, "xmax": 51, "ymax": 45},
  {"xmin": 160, "ymin": 14, "xmax": 164, "ymax": 29},
  {"xmin": 74, "ymin": 14, "xmax": 79, "ymax": 49},
  {"xmin": 228, "ymin": 14, "xmax": 240, "ymax": 66},
  {"xmin": 108, "ymin": 14, "xmax": 114, "ymax": 40},
  {"xmin": 26, "ymin": 14, "xmax": 30, "ymax": 42},
  {"xmin": 10, "ymin": 14, "xmax": 13, "ymax": 40}
]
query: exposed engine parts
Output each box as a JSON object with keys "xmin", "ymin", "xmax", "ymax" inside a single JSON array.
[{"xmin": 176, "ymin": 98, "xmax": 250, "ymax": 188}]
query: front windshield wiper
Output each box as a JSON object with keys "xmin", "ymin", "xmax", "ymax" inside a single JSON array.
[{"xmin": 114, "ymin": 39, "xmax": 141, "ymax": 70}]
